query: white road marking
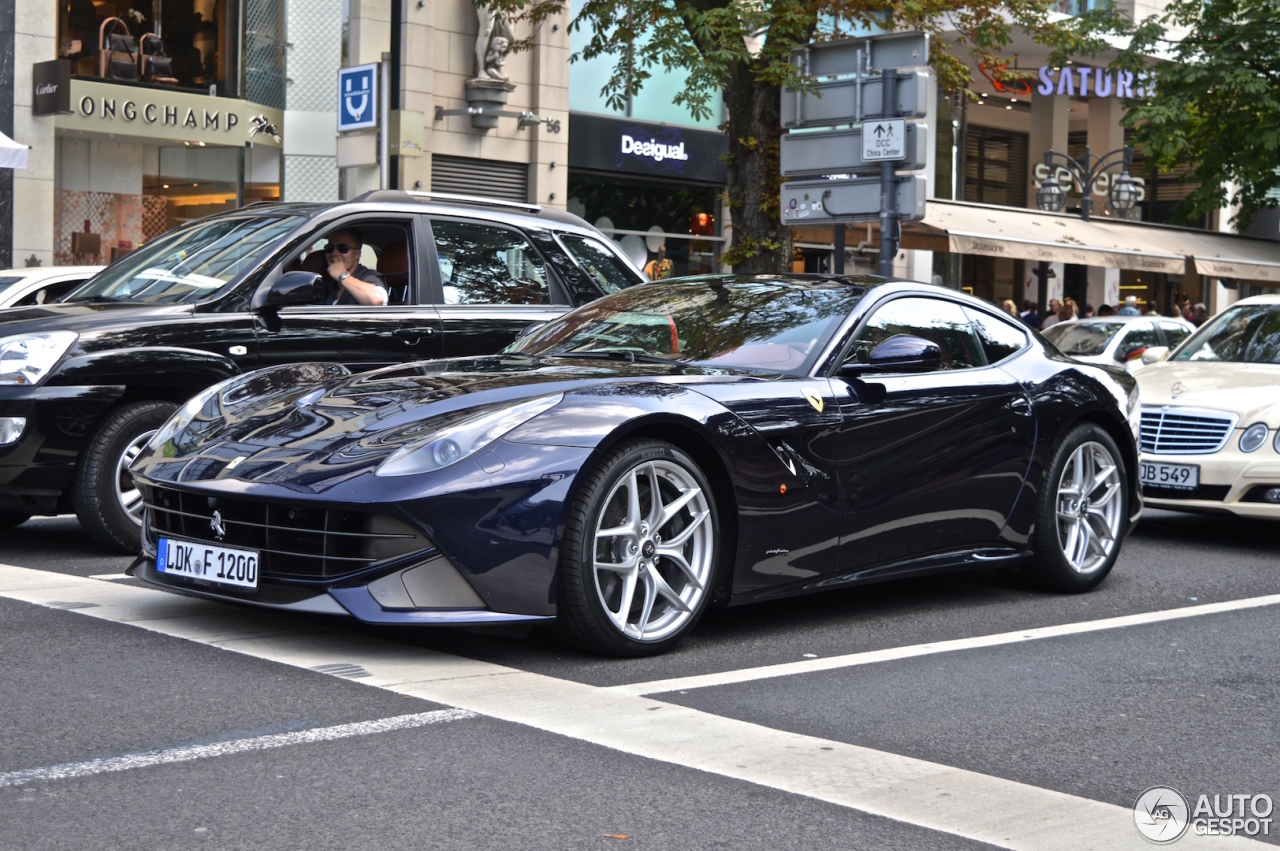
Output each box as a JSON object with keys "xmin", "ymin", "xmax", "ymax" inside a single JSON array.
[
  {"xmin": 610, "ymin": 592, "xmax": 1280, "ymax": 696},
  {"xmin": 0, "ymin": 564, "xmax": 1266, "ymax": 851},
  {"xmin": 0, "ymin": 709, "xmax": 474, "ymax": 788},
  {"xmin": 88, "ymin": 573, "xmax": 132, "ymax": 581}
]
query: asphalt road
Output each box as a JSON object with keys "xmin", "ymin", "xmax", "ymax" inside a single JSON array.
[{"xmin": 1, "ymin": 508, "xmax": 1277, "ymax": 849}]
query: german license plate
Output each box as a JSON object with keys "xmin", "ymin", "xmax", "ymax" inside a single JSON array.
[
  {"xmin": 1140, "ymin": 461, "xmax": 1199, "ymax": 491},
  {"xmin": 157, "ymin": 537, "xmax": 258, "ymax": 589}
]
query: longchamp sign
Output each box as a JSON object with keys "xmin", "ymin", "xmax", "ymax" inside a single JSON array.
[{"xmin": 56, "ymin": 79, "xmax": 284, "ymax": 148}]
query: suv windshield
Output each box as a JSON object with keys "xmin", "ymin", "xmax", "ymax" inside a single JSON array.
[
  {"xmin": 1175, "ymin": 303, "xmax": 1280, "ymax": 364},
  {"xmin": 512, "ymin": 276, "xmax": 865, "ymax": 374},
  {"xmin": 65, "ymin": 215, "xmax": 302, "ymax": 305},
  {"xmin": 1043, "ymin": 321, "xmax": 1127, "ymax": 355}
]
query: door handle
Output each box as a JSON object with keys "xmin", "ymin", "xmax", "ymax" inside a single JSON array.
[
  {"xmin": 393, "ymin": 327, "xmax": 435, "ymax": 342},
  {"xmin": 1008, "ymin": 397, "xmax": 1032, "ymax": 416}
]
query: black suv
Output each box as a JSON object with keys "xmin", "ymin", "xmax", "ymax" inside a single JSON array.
[{"xmin": 0, "ymin": 190, "xmax": 644, "ymax": 550}]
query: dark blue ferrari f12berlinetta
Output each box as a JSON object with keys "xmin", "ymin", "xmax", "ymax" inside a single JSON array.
[{"xmin": 129, "ymin": 275, "xmax": 1141, "ymax": 656}]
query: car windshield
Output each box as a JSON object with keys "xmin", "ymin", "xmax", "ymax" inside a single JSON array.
[
  {"xmin": 512, "ymin": 276, "xmax": 866, "ymax": 374},
  {"xmin": 1043, "ymin": 321, "xmax": 1127, "ymax": 355},
  {"xmin": 65, "ymin": 215, "xmax": 302, "ymax": 305},
  {"xmin": 1174, "ymin": 303, "xmax": 1280, "ymax": 364}
]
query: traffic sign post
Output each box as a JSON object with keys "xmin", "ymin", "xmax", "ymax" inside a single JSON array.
[{"xmin": 779, "ymin": 33, "xmax": 931, "ymax": 276}]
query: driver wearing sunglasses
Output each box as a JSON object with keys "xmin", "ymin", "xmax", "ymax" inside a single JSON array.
[{"xmin": 323, "ymin": 228, "xmax": 388, "ymax": 306}]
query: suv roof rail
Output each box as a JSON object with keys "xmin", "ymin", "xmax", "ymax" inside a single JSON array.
[{"xmin": 406, "ymin": 191, "xmax": 542, "ymax": 214}]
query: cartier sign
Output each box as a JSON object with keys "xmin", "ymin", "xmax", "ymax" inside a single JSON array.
[{"xmin": 55, "ymin": 79, "xmax": 283, "ymax": 148}]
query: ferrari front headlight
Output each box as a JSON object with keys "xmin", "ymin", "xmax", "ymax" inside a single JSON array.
[
  {"xmin": 148, "ymin": 374, "xmax": 243, "ymax": 451},
  {"xmin": 0, "ymin": 331, "xmax": 78, "ymax": 385},
  {"xmin": 376, "ymin": 394, "xmax": 563, "ymax": 478}
]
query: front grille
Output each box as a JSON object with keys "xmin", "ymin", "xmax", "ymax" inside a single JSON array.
[
  {"xmin": 141, "ymin": 484, "xmax": 429, "ymax": 579},
  {"xmin": 1142, "ymin": 483, "xmax": 1231, "ymax": 502},
  {"xmin": 1140, "ymin": 407, "xmax": 1237, "ymax": 455}
]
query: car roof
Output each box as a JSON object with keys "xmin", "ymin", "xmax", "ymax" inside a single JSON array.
[
  {"xmin": 1234, "ymin": 293, "xmax": 1280, "ymax": 306},
  {"xmin": 0, "ymin": 266, "xmax": 104, "ymax": 279}
]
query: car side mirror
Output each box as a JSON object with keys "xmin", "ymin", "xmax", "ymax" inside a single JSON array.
[
  {"xmin": 251, "ymin": 271, "xmax": 324, "ymax": 312},
  {"xmin": 1141, "ymin": 345, "xmax": 1170, "ymax": 365},
  {"xmin": 842, "ymin": 334, "xmax": 942, "ymax": 374},
  {"xmin": 1117, "ymin": 343, "xmax": 1146, "ymax": 363}
]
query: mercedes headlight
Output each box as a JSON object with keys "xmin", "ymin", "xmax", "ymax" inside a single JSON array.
[
  {"xmin": 0, "ymin": 331, "xmax": 78, "ymax": 385},
  {"xmin": 376, "ymin": 394, "xmax": 563, "ymax": 478},
  {"xmin": 1240, "ymin": 423, "xmax": 1269, "ymax": 453}
]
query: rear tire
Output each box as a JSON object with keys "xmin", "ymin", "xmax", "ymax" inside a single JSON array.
[
  {"xmin": 557, "ymin": 439, "xmax": 719, "ymax": 657},
  {"xmin": 0, "ymin": 511, "xmax": 31, "ymax": 530},
  {"xmin": 74, "ymin": 401, "xmax": 176, "ymax": 553},
  {"xmin": 1029, "ymin": 424, "xmax": 1128, "ymax": 592}
]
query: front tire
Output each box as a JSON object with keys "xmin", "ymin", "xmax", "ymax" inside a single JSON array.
[
  {"xmin": 557, "ymin": 439, "xmax": 719, "ymax": 657},
  {"xmin": 1029, "ymin": 424, "xmax": 1128, "ymax": 592},
  {"xmin": 74, "ymin": 401, "xmax": 176, "ymax": 553}
]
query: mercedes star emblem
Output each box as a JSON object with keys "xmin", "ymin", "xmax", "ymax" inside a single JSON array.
[{"xmin": 1170, "ymin": 381, "xmax": 1187, "ymax": 399}]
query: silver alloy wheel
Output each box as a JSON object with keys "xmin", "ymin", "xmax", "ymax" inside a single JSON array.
[
  {"xmin": 591, "ymin": 459, "xmax": 714, "ymax": 642},
  {"xmin": 1055, "ymin": 440, "xmax": 1124, "ymax": 574},
  {"xmin": 115, "ymin": 428, "xmax": 158, "ymax": 527}
]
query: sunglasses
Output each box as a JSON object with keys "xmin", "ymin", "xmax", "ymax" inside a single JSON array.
[{"xmin": 323, "ymin": 243, "xmax": 356, "ymax": 254}]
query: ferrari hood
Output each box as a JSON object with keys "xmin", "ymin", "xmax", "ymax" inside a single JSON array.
[
  {"xmin": 169, "ymin": 355, "xmax": 760, "ymax": 457},
  {"xmin": 1137, "ymin": 361, "xmax": 1280, "ymax": 424}
]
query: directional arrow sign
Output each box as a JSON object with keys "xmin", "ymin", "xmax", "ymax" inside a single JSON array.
[
  {"xmin": 779, "ymin": 123, "xmax": 926, "ymax": 176},
  {"xmin": 863, "ymin": 119, "xmax": 906, "ymax": 161},
  {"xmin": 781, "ymin": 174, "xmax": 928, "ymax": 224}
]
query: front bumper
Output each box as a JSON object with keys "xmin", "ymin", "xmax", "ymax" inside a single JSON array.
[
  {"xmin": 1140, "ymin": 445, "xmax": 1280, "ymax": 518},
  {"xmin": 128, "ymin": 554, "xmax": 555, "ymax": 626},
  {"xmin": 0, "ymin": 384, "xmax": 125, "ymax": 513}
]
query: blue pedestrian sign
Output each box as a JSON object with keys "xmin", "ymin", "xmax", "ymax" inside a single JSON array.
[{"xmin": 337, "ymin": 64, "xmax": 378, "ymax": 131}]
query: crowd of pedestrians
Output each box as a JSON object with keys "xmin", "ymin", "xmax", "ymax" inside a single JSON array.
[{"xmin": 1002, "ymin": 293, "xmax": 1211, "ymax": 331}]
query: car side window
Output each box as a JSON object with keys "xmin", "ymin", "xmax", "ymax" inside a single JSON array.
[
  {"xmin": 430, "ymin": 220, "xmax": 549, "ymax": 306},
  {"xmin": 559, "ymin": 235, "xmax": 637, "ymax": 294},
  {"xmin": 963, "ymin": 305, "xmax": 1029, "ymax": 364},
  {"xmin": 1123, "ymin": 324, "xmax": 1161, "ymax": 351},
  {"xmin": 12, "ymin": 279, "xmax": 88, "ymax": 306},
  {"xmin": 847, "ymin": 297, "xmax": 987, "ymax": 371},
  {"xmin": 1160, "ymin": 321, "xmax": 1192, "ymax": 348},
  {"xmin": 283, "ymin": 219, "xmax": 414, "ymax": 306}
]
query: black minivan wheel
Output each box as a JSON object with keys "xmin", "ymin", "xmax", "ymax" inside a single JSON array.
[
  {"xmin": 557, "ymin": 439, "xmax": 719, "ymax": 657},
  {"xmin": 74, "ymin": 401, "xmax": 176, "ymax": 553}
]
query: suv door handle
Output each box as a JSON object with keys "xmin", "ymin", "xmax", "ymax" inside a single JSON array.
[{"xmin": 393, "ymin": 327, "xmax": 435, "ymax": 340}]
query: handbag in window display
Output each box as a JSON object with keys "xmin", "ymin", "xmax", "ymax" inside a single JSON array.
[{"xmin": 97, "ymin": 18, "xmax": 138, "ymax": 82}]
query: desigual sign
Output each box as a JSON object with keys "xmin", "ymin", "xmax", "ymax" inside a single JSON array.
[
  {"xmin": 55, "ymin": 79, "xmax": 283, "ymax": 148},
  {"xmin": 620, "ymin": 134, "xmax": 689, "ymax": 164},
  {"xmin": 1036, "ymin": 66, "xmax": 1154, "ymax": 99}
]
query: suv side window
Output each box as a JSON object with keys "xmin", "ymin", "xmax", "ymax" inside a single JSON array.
[
  {"xmin": 847, "ymin": 297, "xmax": 987, "ymax": 371},
  {"xmin": 559, "ymin": 235, "xmax": 637, "ymax": 294},
  {"xmin": 284, "ymin": 219, "xmax": 416, "ymax": 306},
  {"xmin": 963, "ymin": 305, "xmax": 1029, "ymax": 364},
  {"xmin": 1122, "ymin": 323, "xmax": 1161, "ymax": 353},
  {"xmin": 430, "ymin": 220, "xmax": 549, "ymax": 306}
]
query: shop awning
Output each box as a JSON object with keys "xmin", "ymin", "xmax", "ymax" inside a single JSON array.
[
  {"xmin": 900, "ymin": 200, "xmax": 1186, "ymax": 274},
  {"xmin": 0, "ymin": 131, "xmax": 28, "ymax": 170},
  {"xmin": 1168, "ymin": 229, "xmax": 1280, "ymax": 284}
]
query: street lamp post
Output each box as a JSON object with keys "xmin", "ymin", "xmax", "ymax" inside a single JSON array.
[{"xmin": 1032, "ymin": 145, "xmax": 1138, "ymax": 317}]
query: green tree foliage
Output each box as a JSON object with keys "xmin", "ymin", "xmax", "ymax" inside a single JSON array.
[
  {"xmin": 1091, "ymin": 0, "xmax": 1280, "ymax": 228},
  {"xmin": 494, "ymin": 0, "xmax": 1105, "ymax": 272}
]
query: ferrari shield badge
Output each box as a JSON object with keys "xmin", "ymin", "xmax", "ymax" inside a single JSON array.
[{"xmin": 803, "ymin": 388, "xmax": 824, "ymax": 413}]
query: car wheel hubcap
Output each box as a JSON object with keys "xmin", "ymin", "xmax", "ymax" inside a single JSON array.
[
  {"xmin": 591, "ymin": 459, "xmax": 713, "ymax": 642},
  {"xmin": 116, "ymin": 429, "xmax": 158, "ymax": 527},
  {"xmin": 1055, "ymin": 440, "xmax": 1123, "ymax": 574}
]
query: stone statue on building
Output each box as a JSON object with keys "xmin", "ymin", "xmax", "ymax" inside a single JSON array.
[{"xmin": 473, "ymin": 2, "xmax": 516, "ymax": 84}]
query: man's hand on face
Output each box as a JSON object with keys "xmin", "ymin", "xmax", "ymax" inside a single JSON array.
[{"xmin": 327, "ymin": 257, "xmax": 348, "ymax": 281}]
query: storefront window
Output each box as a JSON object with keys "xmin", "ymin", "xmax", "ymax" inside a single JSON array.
[
  {"xmin": 59, "ymin": 0, "xmax": 243, "ymax": 96},
  {"xmin": 567, "ymin": 173, "xmax": 721, "ymax": 280}
]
